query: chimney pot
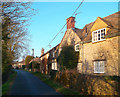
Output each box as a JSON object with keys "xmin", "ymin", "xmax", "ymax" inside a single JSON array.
[
  {"xmin": 41, "ymin": 48, "xmax": 44, "ymax": 56},
  {"xmin": 66, "ymin": 17, "xmax": 75, "ymax": 29}
]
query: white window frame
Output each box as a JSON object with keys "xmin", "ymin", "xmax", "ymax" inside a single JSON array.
[
  {"xmin": 92, "ymin": 28, "xmax": 106, "ymax": 43},
  {"xmin": 75, "ymin": 44, "xmax": 80, "ymax": 52},
  {"xmin": 94, "ymin": 61, "xmax": 105, "ymax": 73},
  {"xmin": 53, "ymin": 52, "xmax": 55, "ymax": 57},
  {"xmin": 52, "ymin": 63, "xmax": 57, "ymax": 70}
]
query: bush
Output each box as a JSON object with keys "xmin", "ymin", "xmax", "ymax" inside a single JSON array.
[
  {"xmin": 57, "ymin": 45, "xmax": 79, "ymax": 69},
  {"xmin": 50, "ymin": 70, "xmax": 58, "ymax": 80},
  {"xmin": 22, "ymin": 65, "xmax": 25, "ymax": 69},
  {"xmin": 16, "ymin": 66, "xmax": 19, "ymax": 69},
  {"xmin": 25, "ymin": 56, "xmax": 34, "ymax": 65},
  {"xmin": 29, "ymin": 63, "xmax": 32, "ymax": 69},
  {"xmin": 54, "ymin": 70, "xmax": 119, "ymax": 95},
  {"xmin": 32, "ymin": 61, "xmax": 40, "ymax": 69}
]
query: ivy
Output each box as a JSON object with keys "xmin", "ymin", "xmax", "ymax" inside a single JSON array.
[{"xmin": 57, "ymin": 45, "xmax": 79, "ymax": 69}]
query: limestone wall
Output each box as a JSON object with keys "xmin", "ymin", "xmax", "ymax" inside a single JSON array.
[
  {"xmin": 60, "ymin": 29, "xmax": 81, "ymax": 48},
  {"xmin": 79, "ymin": 36, "xmax": 119, "ymax": 76}
]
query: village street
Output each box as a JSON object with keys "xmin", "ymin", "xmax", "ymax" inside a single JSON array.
[{"xmin": 10, "ymin": 70, "xmax": 63, "ymax": 96}]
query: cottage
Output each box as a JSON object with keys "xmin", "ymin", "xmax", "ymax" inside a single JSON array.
[
  {"xmin": 59, "ymin": 16, "xmax": 82, "ymax": 52},
  {"xmin": 39, "ymin": 11, "xmax": 119, "ymax": 76},
  {"xmin": 58, "ymin": 11, "xmax": 120, "ymax": 76},
  {"xmin": 39, "ymin": 48, "xmax": 49, "ymax": 74},
  {"xmin": 12, "ymin": 59, "xmax": 25, "ymax": 69},
  {"xmin": 77, "ymin": 11, "xmax": 120, "ymax": 76},
  {"xmin": 48, "ymin": 44, "xmax": 60, "ymax": 72},
  {"xmin": 39, "ymin": 44, "xmax": 60, "ymax": 74}
]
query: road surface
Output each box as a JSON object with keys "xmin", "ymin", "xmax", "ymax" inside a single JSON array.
[{"xmin": 10, "ymin": 70, "xmax": 63, "ymax": 96}]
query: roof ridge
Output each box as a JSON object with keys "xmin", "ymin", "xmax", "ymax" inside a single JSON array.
[
  {"xmin": 103, "ymin": 11, "xmax": 120, "ymax": 19},
  {"xmin": 82, "ymin": 11, "xmax": 119, "ymax": 30}
]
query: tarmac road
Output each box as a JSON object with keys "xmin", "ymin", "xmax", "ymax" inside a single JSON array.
[{"xmin": 10, "ymin": 70, "xmax": 63, "ymax": 96}]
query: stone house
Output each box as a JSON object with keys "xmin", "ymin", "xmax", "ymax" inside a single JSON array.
[
  {"xmin": 77, "ymin": 11, "xmax": 120, "ymax": 76},
  {"xmin": 39, "ymin": 44, "xmax": 60, "ymax": 74},
  {"xmin": 12, "ymin": 62, "xmax": 18, "ymax": 69},
  {"xmin": 48, "ymin": 44, "xmax": 60, "ymax": 72},
  {"xmin": 39, "ymin": 48, "xmax": 49, "ymax": 74},
  {"xmin": 12, "ymin": 59, "xmax": 25, "ymax": 69},
  {"xmin": 39, "ymin": 11, "xmax": 119, "ymax": 76},
  {"xmin": 58, "ymin": 11, "xmax": 120, "ymax": 76},
  {"xmin": 59, "ymin": 17, "xmax": 82, "ymax": 52}
]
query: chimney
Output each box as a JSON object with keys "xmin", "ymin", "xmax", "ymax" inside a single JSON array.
[
  {"xmin": 66, "ymin": 16, "xmax": 75, "ymax": 30},
  {"xmin": 41, "ymin": 48, "xmax": 44, "ymax": 56}
]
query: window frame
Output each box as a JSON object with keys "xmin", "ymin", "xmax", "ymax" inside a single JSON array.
[
  {"xmin": 75, "ymin": 44, "xmax": 80, "ymax": 52},
  {"xmin": 53, "ymin": 52, "xmax": 55, "ymax": 57},
  {"xmin": 92, "ymin": 28, "xmax": 106, "ymax": 43},
  {"xmin": 94, "ymin": 61, "xmax": 105, "ymax": 73},
  {"xmin": 52, "ymin": 62, "xmax": 57, "ymax": 70}
]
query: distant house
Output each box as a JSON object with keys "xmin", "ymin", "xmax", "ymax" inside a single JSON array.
[
  {"xmin": 48, "ymin": 44, "xmax": 60, "ymax": 72},
  {"xmin": 12, "ymin": 59, "xmax": 25, "ymax": 69},
  {"xmin": 39, "ymin": 48, "xmax": 49, "ymax": 74},
  {"xmin": 29, "ymin": 57, "xmax": 40, "ymax": 64},
  {"xmin": 39, "ymin": 44, "xmax": 60, "ymax": 74},
  {"xmin": 12, "ymin": 62, "xmax": 19, "ymax": 69},
  {"xmin": 18, "ymin": 59, "xmax": 25, "ymax": 68}
]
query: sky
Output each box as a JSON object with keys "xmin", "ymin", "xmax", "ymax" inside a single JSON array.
[{"xmin": 24, "ymin": 1, "xmax": 118, "ymax": 59}]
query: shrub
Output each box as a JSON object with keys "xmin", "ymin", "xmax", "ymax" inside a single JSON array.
[
  {"xmin": 32, "ymin": 61, "xmax": 40, "ymax": 69},
  {"xmin": 22, "ymin": 65, "xmax": 25, "ymax": 69},
  {"xmin": 29, "ymin": 63, "xmax": 32, "ymax": 69},
  {"xmin": 50, "ymin": 70, "xmax": 58, "ymax": 80},
  {"xmin": 25, "ymin": 55, "xmax": 34, "ymax": 65},
  {"xmin": 54, "ymin": 70, "xmax": 118, "ymax": 95},
  {"xmin": 57, "ymin": 45, "xmax": 79, "ymax": 69}
]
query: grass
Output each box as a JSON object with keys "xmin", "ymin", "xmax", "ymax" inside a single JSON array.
[
  {"xmin": 30, "ymin": 72, "xmax": 82, "ymax": 96},
  {"xmin": 2, "ymin": 71, "xmax": 17, "ymax": 95}
]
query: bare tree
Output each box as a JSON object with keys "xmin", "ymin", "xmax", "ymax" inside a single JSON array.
[{"xmin": 1, "ymin": 2, "xmax": 36, "ymax": 80}]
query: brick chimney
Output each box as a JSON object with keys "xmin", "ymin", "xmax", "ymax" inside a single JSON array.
[
  {"xmin": 66, "ymin": 16, "xmax": 75, "ymax": 29},
  {"xmin": 41, "ymin": 48, "xmax": 44, "ymax": 56}
]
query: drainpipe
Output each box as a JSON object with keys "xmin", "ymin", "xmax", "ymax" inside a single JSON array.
[{"xmin": 79, "ymin": 41, "xmax": 84, "ymax": 73}]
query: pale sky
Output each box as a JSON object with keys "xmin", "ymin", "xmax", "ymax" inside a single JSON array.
[{"xmin": 22, "ymin": 1, "xmax": 118, "ymax": 60}]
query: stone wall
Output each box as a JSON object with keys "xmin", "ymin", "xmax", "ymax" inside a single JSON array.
[
  {"xmin": 60, "ymin": 29, "xmax": 81, "ymax": 48},
  {"xmin": 79, "ymin": 36, "xmax": 119, "ymax": 76}
]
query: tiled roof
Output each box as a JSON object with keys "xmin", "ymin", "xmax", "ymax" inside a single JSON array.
[
  {"xmin": 74, "ymin": 11, "xmax": 120, "ymax": 41},
  {"xmin": 39, "ymin": 44, "xmax": 60, "ymax": 58}
]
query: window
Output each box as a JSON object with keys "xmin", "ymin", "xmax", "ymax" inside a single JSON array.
[
  {"xmin": 92, "ymin": 28, "xmax": 106, "ymax": 42},
  {"xmin": 75, "ymin": 44, "xmax": 80, "ymax": 52},
  {"xmin": 52, "ymin": 63, "xmax": 57, "ymax": 70},
  {"xmin": 53, "ymin": 52, "xmax": 55, "ymax": 57},
  {"xmin": 94, "ymin": 61, "xmax": 105, "ymax": 73}
]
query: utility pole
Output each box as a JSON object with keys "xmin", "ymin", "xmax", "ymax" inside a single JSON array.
[
  {"xmin": 32, "ymin": 48, "xmax": 34, "ymax": 72},
  {"xmin": 32, "ymin": 49, "xmax": 34, "ymax": 57}
]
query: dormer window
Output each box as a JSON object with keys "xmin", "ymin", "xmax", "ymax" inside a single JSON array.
[
  {"xmin": 75, "ymin": 44, "xmax": 80, "ymax": 52},
  {"xmin": 92, "ymin": 28, "xmax": 106, "ymax": 43}
]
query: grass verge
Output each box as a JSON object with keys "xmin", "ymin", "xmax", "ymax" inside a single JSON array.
[
  {"xmin": 30, "ymin": 72, "xmax": 82, "ymax": 96},
  {"xmin": 2, "ymin": 70, "xmax": 17, "ymax": 95}
]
